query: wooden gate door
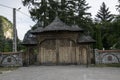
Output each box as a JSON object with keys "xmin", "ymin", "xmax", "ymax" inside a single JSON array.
[
  {"xmin": 40, "ymin": 40, "xmax": 57, "ymax": 64},
  {"xmin": 58, "ymin": 39, "xmax": 76, "ymax": 64},
  {"xmin": 39, "ymin": 39, "xmax": 76, "ymax": 65}
]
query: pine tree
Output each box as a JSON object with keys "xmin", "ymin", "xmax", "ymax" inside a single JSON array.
[
  {"xmin": 22, "ymin": 0, "xmax": 92, "ymax": 30},
  {"xmin": 94, "ymin": 2, "xmax": 115, "ymax": 49},
  {"xmin": 96, "ymin": 2, "xmax": 114, "ymax": 23},
  {"xmin": 116, "ymin": 0, "xmax": 120, "ymax": 14}
]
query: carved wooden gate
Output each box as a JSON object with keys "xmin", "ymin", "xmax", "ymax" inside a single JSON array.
[{"xmin": 39, "ymin": 39, "xmax": 76, "ymax": 64}]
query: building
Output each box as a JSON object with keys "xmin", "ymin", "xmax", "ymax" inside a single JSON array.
[{"xmin": 22, "ymin": 17, "xmax": 95, "ymax": 65}]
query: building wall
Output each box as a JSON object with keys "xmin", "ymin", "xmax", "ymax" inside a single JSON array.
[
  {"xmin": 95, "ymin": 49, "xmax": 120, "ymax": 64},
  {"xmin": 0, "ymin": 52, "xmax": 23, "ymax": 67},
  {"xmin": 37, "ymin": 32, "xmax": 78, "ymax": 43}
]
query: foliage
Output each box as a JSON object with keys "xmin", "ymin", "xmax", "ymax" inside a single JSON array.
[
  {"xmin": 93, "ymin": 64, "xmax": 120, "ymax": 67},
  {"xmin": 22, "ymin": 0, "xmax": 120, "ymax": 50},
  {"xmin": 0, "ymin": 16, "xmax": 13, "ymax": 52},
  {"xmin": 116, "ymin": 0, "xmax": 120, "ymax": 13},
  {"xmin": 17, "ymin": 39, "xmax": 25, "ymax": 51},
  {"xmin": 3, "ymin": 38, "xmax": 13, "ymax": 52},
  {"xmin": 109, "ymin": 15, "xmax": 120, "ymax": 49},
  {"xmin": 22, "ymin": 0, "xmax": 92, "ymax": 30},
  {"xmin": 96, "ymin": 2, "xmax": 114, "ymax": 23},
  {"xmin": 0, "ymin": 17, "xmax": 4, "ymax": 51},
  {"xmin": 93, "ymin": 24, "xmax": 103, "ymax": 49},
  {"xmin": 0, "ymin": 15, "xmax": 26, "ymax": 52},
  {"xmin": 94, "ymin": 2, "xmax": 115, "ymax": 49},
  {"xmin": 0, "ymin": 67, "xmax": 18, "ymax": 71},
  {"xmin": 113, "ymin": 1, "xmax": 120, "ymax": 49}
]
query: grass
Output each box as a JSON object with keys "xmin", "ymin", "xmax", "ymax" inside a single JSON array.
[
  {"xmin": 91, "ymin": 64, "xmax": 120, "ymax": 67},
  {"xmin": 0, "ymin": 67, "xmax": 19, "ymax": 74}
]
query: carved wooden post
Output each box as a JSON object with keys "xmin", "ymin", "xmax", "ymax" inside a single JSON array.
[
  {"xmin": 86, "ymin": 45, "xmax": 91, "ymax": 67},
  {"xmin": 56, "ymin": 40, "xmax": 59, "ymax": 65}
]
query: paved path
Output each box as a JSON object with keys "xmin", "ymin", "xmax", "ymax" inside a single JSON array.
[{"xmin": 0, "ymin": 66, "xmax": 120, "ymax": 80}]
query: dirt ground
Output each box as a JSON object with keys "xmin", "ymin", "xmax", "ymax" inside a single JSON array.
[{"xmin": 0, "ymin": 66, "xmax": 120, "ymax": 80}]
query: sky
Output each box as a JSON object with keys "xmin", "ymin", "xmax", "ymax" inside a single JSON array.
[{"xmin": 0, "ymin": 0, "xmax": 119, "ymax": 40}]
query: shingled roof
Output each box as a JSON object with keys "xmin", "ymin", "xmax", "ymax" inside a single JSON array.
[
  {"xmin": 31, "ymin": 17, "xmax": 84, "ymax": 34},
  {"xmin": 77, "ymin": 35, "xmax": 96, "ymax": 44},
  {"xmin": 23, "ymin": 17, "xmax": 95, "ymax": 45},
  {"xmin": 22, "ymin": 30, "xmax": 37, "ymax": 46}
]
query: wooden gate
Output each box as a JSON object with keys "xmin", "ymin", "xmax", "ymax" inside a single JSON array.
[
  {"xmin": 39, "ymin": 39, "xmax": 76, "ymax": 64},
  {"xmin": 40, "ymin": 40, "xmax": 57, "ymax": 64},
  {"xmin": 58, "ymin": 40, "xmax": 76, "ymax": 64}
]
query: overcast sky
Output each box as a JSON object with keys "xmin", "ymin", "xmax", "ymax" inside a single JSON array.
[{"xmin": 0, "ymin": 0, "xmax": 119, "ymax": 40}]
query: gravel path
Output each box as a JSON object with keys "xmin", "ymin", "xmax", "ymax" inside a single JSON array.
[{"xmin": 0, "ymin": 66, "xmax": 120, "ymax": 80}]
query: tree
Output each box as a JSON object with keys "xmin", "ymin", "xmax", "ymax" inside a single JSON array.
[
  {"xmin": 96, "ymin": 2, "xmax": 114, "ymax": 23},
  {"xmin": 93, "ymin": 24, "xmax": 103, "ymax": 49},
  {"xmin": 23, "ymin": 0, "xmax": 61, "ymax": 27},
  {"xmin": 94, "ymin": 2, "xmax": 114, "ymax": 49},
  {"xmin": 109, "ymin": 16, "xmax": 120, "ymax": 49},
  {"xmin": 3, "ymin": 38, "xmax": 13, "ymax": 52},
  {"xmin": 116, "ymin": 0, "xmax": 120, "ymax": 14},
  {"xmin": 0, "ymin": 16, "xmax": 13, "ymax": 52},
  {"xmin": 22, "ymin": 0, "xmax": 92, "ymax": 30},
  {"xmin": 114, "ymin": 0, "xmax": 120, "ymax": 49},
  {"xmin": 0, "ymin": 17, "xmax": 4, "ymax": 51}
]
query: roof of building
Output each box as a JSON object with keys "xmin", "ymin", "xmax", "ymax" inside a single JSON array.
[
  {"xmin": 22, "ymin": 30, "xmax": 37, "ymax": 46},
  {"xmin": 22, "ymin": 17, "xmax": 95, "ymax": 45},
  {"xmin": 77, "ymin": 34, "xmax": 96, "ymax": 43},
  {"xmin": 31, "ymin": 17, "xmax": 84, "ymax": 34}
]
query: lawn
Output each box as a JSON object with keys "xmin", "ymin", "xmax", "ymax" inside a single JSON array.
[
  {"xmin": 92, "ymin": 64, "xmax": 120, "ymax": 67},
  {"xmin": 0, "ymin": 67, "xmax": 18, "ymax": 74}
]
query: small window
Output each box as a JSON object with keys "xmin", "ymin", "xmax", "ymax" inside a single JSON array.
[{"xmin": 7, "ymin": 58, "xmax": 11, "ymax": 62}]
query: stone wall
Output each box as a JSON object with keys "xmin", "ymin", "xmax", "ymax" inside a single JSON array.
[
  {"xmin": 0, "ymin": 52, "xmax": 23, "ymax": 67},
  {"xmin": 95, "ymin": 49, "xmax": 120, "ymax": 64}
]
